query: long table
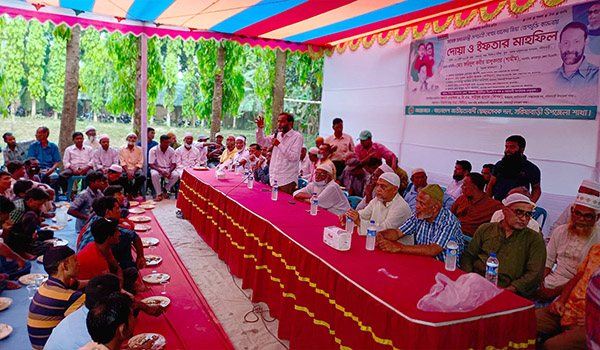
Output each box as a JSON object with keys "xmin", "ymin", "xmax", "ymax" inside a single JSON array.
[{"xmin": 177, "ymin": 169, "xmax": 536, "ymax": 349}]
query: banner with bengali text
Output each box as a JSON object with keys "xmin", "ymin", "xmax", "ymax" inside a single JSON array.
[{"xmin": 405, "ymin": 2, "xmax": 600, "ymax": 119}]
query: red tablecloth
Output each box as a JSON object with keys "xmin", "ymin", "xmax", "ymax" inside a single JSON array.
[
  {"xmin": 132, "ymin": 211, "xmax": 234, "ymax": 350},
  {"xmin": 177, "ymin": 169, "xmax": 536, "ymax": 349}
]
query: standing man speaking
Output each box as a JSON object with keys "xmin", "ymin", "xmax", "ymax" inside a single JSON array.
[{"xmin": 255, "ymin": 113, "xmax": 304, "ymax": 195}]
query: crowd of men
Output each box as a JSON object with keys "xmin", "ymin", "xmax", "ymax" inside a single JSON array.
[{"xmin": 0, "ymin": 113, "xmax": 598, "ymax": 349}]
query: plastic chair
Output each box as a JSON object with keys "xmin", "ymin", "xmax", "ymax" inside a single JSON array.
[
  {"xmin": 348, "ymin": 196, "xmax": 362, "ymax": 210},
  {"xmin": 342, "ymin": 190, "xmax": 349, "ymax": 198},
  {"xmin": 533, "ymin": 207, "xmax": 548, "ymax": 230},
  {"xmin": 66, "ymin": 175, "xmax": 87, "ymax": 202},
  {"xmin": 298, "ymin": 178, "xmax": 308, "ymax": 189}
]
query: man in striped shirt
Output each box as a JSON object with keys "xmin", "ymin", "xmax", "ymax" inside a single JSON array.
[{"xmin": 28, "ymin": 246, "xmax": 86, "ymax": 349}]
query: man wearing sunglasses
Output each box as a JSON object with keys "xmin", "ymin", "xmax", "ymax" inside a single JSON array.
[{"xmin": 461, "ymin": 193, "xmax": 546, "ymax": 299}]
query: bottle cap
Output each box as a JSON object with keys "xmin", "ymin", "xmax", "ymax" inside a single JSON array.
[
  {"xmin": 370, "ymin": 220, "xmax": 375, "ymax": 224},
  {"xmin": 490, "ymin": 253, "xmax": 497, "ymax": 258},
  {"xmin": 346, "ymin": 217, "xmax": 352, "ymax": 222}
]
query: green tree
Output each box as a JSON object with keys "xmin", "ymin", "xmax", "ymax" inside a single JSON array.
[
  {"xmin": 146, "ymin": 36, "xmax": 164, "ymax": 119},
  {"xmin": 163, "ymin": 37, "xmax": 181, "ymax": 127},
  {"xmin": 80, "ymin": 28, "xmax": 108, "ymax": 121},
  {"xmin": 3, "ymin": 16, "xmax": 27, "ymax": 119},
  {"xmin": 25, "ymin": 20, "xmax": 49, "ymax": 117},
  {"xmin": 181, "ymin": 39, "xmax": 199, "ymax": 126},
  {"xmin": 46, "ymin": 24, "xmax": 68, "ymax": 116},
  {"xmin": 105, "ymin": 32, "xmax": 136, "ymax": 120}
]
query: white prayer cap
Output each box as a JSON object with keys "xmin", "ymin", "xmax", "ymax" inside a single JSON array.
[
  {"xmin": 377, "ymin": 163, "xmax": 394, "ymax": 174},
  {"xmin": 575, "ymin": 193, "xmax": 600, "ymax": 211},
  {"xmin": 411, "ymin": 168, "xmax": 426, "ymax": 176},
  {"xmin": 302, "ymin": 144, "xmax": 307, "ymax": 149},
  {"xmin": 308, "ymin": 147, "xmax": 319, "ymax": 155},
  {"xmin": 98, "ymin": 134, "xmax": 109, "ymax": 141},
  {"xmin": 580, "ymin": 179, "xmax": 600, "ymax": 193},
  {"xmin": 197, "ymin": 134, "xmax": 208, "ymax": 140},
  {"xmin": 108, "ymin": 164, "xmax": 123, "ymax": 173},
  {"xmin": 316, "ymin": 164, "xmax": 333, "ymax": 175},
  {"xmin": 215, "ymin": 132, "xmax": 223, "ymax": 138},
  {"xmin": 126, "ymin": 132, "xmax": 137, "ymax": 139},
  {"xmin": 379, "ymin": 172, "xmax": 400, "ymax": 187},
  {"xmin": 236, "ymin": 136, "xmax": 246, "ymax": 142},
  {"xmin": 84, "ymin": 125, "xmax": 95, "ymax": 133},
  {"xmin": 502, "ymin": 193, "xmax": 535, "ymax": 208},
  {"xmin": 184, "ymin": 132, "xmax": 193, "ymax": 138}
]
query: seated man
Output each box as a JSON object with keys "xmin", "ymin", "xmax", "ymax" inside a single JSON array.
[
  {"xmin": 299, "ymin": 145, "xmax": 312, "ymax": 180},
  {"xmin": 338, "ymin": 157, "xmax": 370, "ymax": 197},
  {"xmin": 219, "ymin": 135, "xmax": 237, "ymax": 166},
  {"xmin": 246, "ymin": 143, "xmax": 264, "ymax": 171},
  {"xmin": 356, "ymin": 163, "xmax": 393, "ymax": 211},
  {"xmin": 305, "ymin": 147, "xmax": 320, "ymax": 181},
  {"xmin": 233, "ymin": 136, "xmax": 250, "ymax": 168},
  {"xmin": 12, "ymin": 179, "xmax": 34, "ymax": 200},
  {"xmin": 5, "ymin": 187, "xmax": 50, "ymax": 258},
  {"xmin": 255, "ymin": 148, "xmax": 271, "ymax": 185},
  {"xmin": 341, "ymin": 172, "xmax": 411, "ymax": 238},
  {"xmin": 106, "ymin": 164, "xmax": 127, "ymax": 190},
  {"xmin": 118, "ymin": 133, "xmax": 145, "ymax": 199},
  {"xmin": 3, "ymin": 132, "xmax": 33, "ymax": 164},
  {"xmin": 446, "ymin": 160, "xmax": 471, "ymax": 200},
  {"xmin": 207, "ymin": 132, "xmax": 225, "ymax": 168},
  {"xmin": 28, "ymin": 246, "xmax": 86, "ymax": 350},
  {"xmin": 27, "ymin": 126, "xmax": 61, "ymax": 185},
  {"xmin": 490, "ymin": 187, "xmax": 540, "ymax": 233},
  {"xmin": 451, "ymin": 173, "xmax": 503, "ymax": 237},
  {"xmin": 293, "ymin": 164, "xmax": 350, "ymax": 216},
  {"xmin": 0, "ymin": 171, "xmax": 12, "ymax": 198},
  {"xmin": 461, "ymin": 193, "xmax": 546, "ymax": 299},
  {"xmin": 80, "ymin": 291, "xmax": 135, "ymax": 350},
  {"xmin": 104, "ymin": 185, "xmax": 129, "ymax": 218},
  {"xmin": 24, "ymin": 157, "xmax": 42, "ymax": 182},
  {"xmin": 313, "ymin": 143, "xmax": 336, "ymax": 181},
  {"xmin": 59, "ymin": 132, "xmax": 94, "ymax": 194},
  {"xmin": 0, "ymin": 196, "xmax": 28, "ymax": 284},
  {"xmin": 405, "ymin": 168, "xmax": 454, "ymax": 212},
  {"xmin": 92, "ymin": 134, "xmax": 119, "ymax": 174},
  {"xmin": 536, "ymin": 243, "xmax": 600, "ymax": 350},
  {"xmin": 376, "ymin": 185, "xmax": 464, "ymax": 263},
  {"xmin": 193, "ymin": 135, "xmax": 210, "ymax": 165},
  {"xmin": 77, "ymin": 218, "xmax": 123, "ymax": 281},
  {"xmin": 174, "ymin": 132, "xmax": 200, "ymax": 179},
  {"xmin": 167, "ymin": 132, "xmax": 180, "ymax": 150},
  {"xmin": 68, "ymin": 171, "xmax": 106, "ymax": 234},
  {"xmin": 536, "ymin": 192, "xmax": 600, "ymax": 304},
  {"xmin": 83, "ymin": 126, "xmax": 100, "ymax": 150},
  {"xmin": 149, "ymin": 135, "xmax": 178, "ymax": 200},
  {"xmin": 549, "ymin": 179, "xmax": 600, "ymax": 241},
  {"xmin": 46, "ymin": 274, "xmax": 163, "ymax": 350}
]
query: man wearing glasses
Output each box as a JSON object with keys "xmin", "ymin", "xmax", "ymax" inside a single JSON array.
[{"xmin": 461, "ymin": 193, "xmax": 546, "ymax": 299}]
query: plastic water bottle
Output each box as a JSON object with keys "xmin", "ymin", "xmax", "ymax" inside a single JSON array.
[
  {"xmin": 234, "ymin": 161, "xmax": 240, "ymax": 175},
  {"xmin": 310, "ymin": 193, "xmax": 318, "ymax": 216},
  {"xmin": 366, "ymin": 220, "xmax": 376, "ymax": 251},
  {"xmin": 345, "ymin": 217, "xmax": 355, "ymax": 234},
  {"xmin": 243, "ymin": 169, "xmax": 249, "ymax": 183},
  {"xmin": 485, "ymin": 253, "xmax": 499, "ymax": 286},
  {"xmin": 247, "ymin": 173, "xmax": 254, "ymax": 189},
  {"xmin": 445, "ymin": 238, "xmax": 459, "ymax": 271},
  {"xmin": 271, "ymin": 181, "xmax": 278, "ymax": 201}
]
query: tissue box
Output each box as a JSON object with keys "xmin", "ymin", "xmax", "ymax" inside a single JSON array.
[
  {"xmin": 323, "ymin": 226, "xmax": 352, "ymax": 251},
  {"xmin": 216, "ymin": 170, "xmax": 226, "ymax": 180}
]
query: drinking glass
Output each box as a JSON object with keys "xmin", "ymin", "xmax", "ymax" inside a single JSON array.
[
  {"xmin": 27, "ymin": 285, "xmax": 38, "ymax": 300},
  {"xmin": 160, "ymin": 280, "xmax": 169, "ymax": 295}
]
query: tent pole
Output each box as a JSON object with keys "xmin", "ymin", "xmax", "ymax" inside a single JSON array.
[{"xmin": 141, "ymin": 33, "xmax": 149, "ymax": 198}]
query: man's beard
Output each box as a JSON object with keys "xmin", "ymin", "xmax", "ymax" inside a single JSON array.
[
  {"xmin": 452, "ymin": 174, "xmax": 463, "ymax": 181},
  {"xmin": 499, "ymin": 153, "xmax": 523, "ymax": 177},
  {"xmin": 568, "ymin": 220, "xmax": 595, "ymax": 238}
]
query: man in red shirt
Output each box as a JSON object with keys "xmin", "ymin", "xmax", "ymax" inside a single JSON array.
[{"xmin": 76, "ymin": 218, "xmax": 121, "ymax": 281}]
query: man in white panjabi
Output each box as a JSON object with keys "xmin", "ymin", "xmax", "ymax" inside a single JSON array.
[{"xmin": 174, "ymin": 132, "xmax": 200, "ymax": 179}]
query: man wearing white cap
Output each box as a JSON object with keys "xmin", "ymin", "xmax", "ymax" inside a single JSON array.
[
  {"xmin": 255, "ymin": 113, "xmax": 304, "ymax": 195},
  {"xmin": 174, "ymin": 133, "xmax": 200, "ymax": 179},
  {"xmin": 299, "ymin": 145, "xmax": 312, "ymax": 180},
  {"xmin": 107, "ymin": 164, "xmax": 127, "ymax": 188},
  {"xmin": 490, "ymin": 187, "xmax": 541, "ymax": 232},
  {"xmin": 356, "ymin": 163, "xmax": 394, "ymax": 211},
  {"xmin": 548, "ymin": 179, "xmax": 600, "ymax": 239},
  {"xmin": 461, "ymin": 193, "xmax": 546, "ymax": 299},
  {"xmin": 83, "ymin": 126, "xmax": 100, "ymax": 150},
  {"xmin": 535, "ymin": 182, "xmax": 600, "ymax": 304},
  {"xmin": 118, "ymin": 133, "xmax": 145, "ymax": 199},
  {"xmin": 341, "ymin": 171, "xmax": 411, "ymax": 239},
  {"xmin": 404, "ymin": 168, "xmax": 454, "ymax": 212},
  {"xmin": 293, "ymin": 164, "xmax": 349, "ymax": 216},
  {"xmin": 149, "ymin": 135, "xmax": 178, "ymax": 201},
  {"xmin": 233, "ymin": 136, "xmax": 250, "ymax": 167},
  {"xmin": 92, "ymin": 134, "xmax": 118, "ymax": 174},
  {"xmin": 304, "ymin": 147, "xmax": 319, "ymax": 181}
]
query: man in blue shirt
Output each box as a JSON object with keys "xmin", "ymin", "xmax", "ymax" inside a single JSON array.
[
  {"xmin": 26, "ymin": 127, "xmax": 61, "ymax": 185},
  {"xmin": 137, "ymin": 127, "xmax": 158, "ymax": 159}
]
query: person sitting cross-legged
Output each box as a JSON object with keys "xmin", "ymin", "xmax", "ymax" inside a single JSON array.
[
  {"xmin": 377, "ymin": 184, "xmax": 464, "ymax": 264},
  {"xmin": 79, "ymin": 291, "xmax": 135, "ymax": 350},
  {"xmin": 149, "ymin": 134, "xmax": 178, "ymax": 201},
  {"xmin": 68, "ymin": 171, "xmax": 107, "ymax": 235},
  {"xmin": 293, "ymin": 164, "xmax": 350, "ymax": 216},
  {"xmin": 461, "ymin": 193, "xmax": 546, "ymax": 299},
  {"xmin": 338, "ymin": 157, "xmax": 370, "ymax": 197},
  {"xmin": 27, "ymin": 246, "xmax": 86, "ymax": 350},
  {"xmin": 5, "ymin": 187, "xmax": 51, "ymax": 258}
]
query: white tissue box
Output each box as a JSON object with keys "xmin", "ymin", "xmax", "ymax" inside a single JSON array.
[
  {"xmin": 323, "ymin": 226, "xmax": 352, "ymax": 251},
  {"xmin": 216, "ymin": 170, "xmax": 226, "ymax": 180}
]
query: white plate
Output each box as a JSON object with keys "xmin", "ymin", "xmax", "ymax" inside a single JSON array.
[
  {"xmin": 130, "ymin": 216, "xmax": 151, "ymax": 223},
  {"xmin": 141, "ymin": 200, "xmax": 156, "ymax": 206},
  {"xmin": 19, "ymin": 273, "xmax": 48, "ymax": 285},
  {"xmin": 135, "ymin": 225, "xmax": 152, "ymax": 232},
  {"xmin": 141, "ymin": 296, "xmax": 170, "ymax": 308},
  {"xmin": 128, "ymin": 333, "xmax": 166, "ymax": 350},
  {"xmin": 129, "ymin": 208, "xmax": 146, "ymax": 214},
  {"xmin": 141, "ymin": 237, "xmax": 159, "ymax": 247},
  {"xmin": 129, "ymin": 200, "xmax": 140, "ymax": 207},
  {"xmin": 45, "ymin": 225, "xmax": 64, "ymax": 232},
  {"xmin": 0, "ymin": 297, "xmax": 13, "ymax": 311},
  {"xmin": 51, "ymin": 217, "xmax": 72, "ymax": 222},
  {"xmin": 145, "ymin": 255, "xmax": 162, "ymax": 266},
  {"xmin": 139, "ymin": 204, "xmax": 156, "ymax": 210},
  {"xmin": 142, "ymin": 273, "xmax": 170, "ymax": 284},
  {"xmin": 45, "ymin": 238, "xmax": 68, "ymax": 246},
  {"xmin": 0, "ymin": 324, "xmax": 12, "ymax": 340}
]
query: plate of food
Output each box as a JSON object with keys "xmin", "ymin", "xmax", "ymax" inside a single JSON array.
[
  {"xmin": 141, "ymin": 237, "xmax": 159, "ymax": 247},
  {"xmin": 139, "ymin": 204, "xmax": 156, "ymax": 210},
  {"xmin": 46, "ymin": 225, "xmax": 64, "ymax": 232},
  {"xmin": 45, "ymin": 238, "xmax": 68, "ymax": 246},
  {"xmin": 129, "ymin": 207, "xmax": 146, "ymax": 214},
  {"xmin": 142, "ymin": 273, "xmax": 170, "ymax": 284},
  {"xmin": 130, "ymin": 216, "xmax": 151, "ymax": 223},
  {"xmin": 135, "ymin": 224, "xmax": 152, "ymax": 232},
  {"xmin": 128, "ymin": 333, "xmax": 166, "ymax": 350},
  {"xmin": 141, "ymin": 200, "xmax": 156, "ymax": 206},
  {"xmin": 0, "ymin": 324, "xmax": 12, "ymax": 340},
  {"xmin": 141, "ymin": 296, "xmax": 170, "ymax": 308},
  {"xmin": 55, "ymin": 202, "xmax": 71, "ymax": 209},
  {"xmin": 129, "ymin": 200, "xmax": 139, "ymax": 207},
  {"xmin": 145, "ymin": 255, "xmax": 162, "ymax": 266},
  {"xmin": 0, "ymin": 297, "xmax": 13, "ymax": 311},
  {"xmin": 19, "ymin": 273, "xmax": 48, "ymax": 285}
]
